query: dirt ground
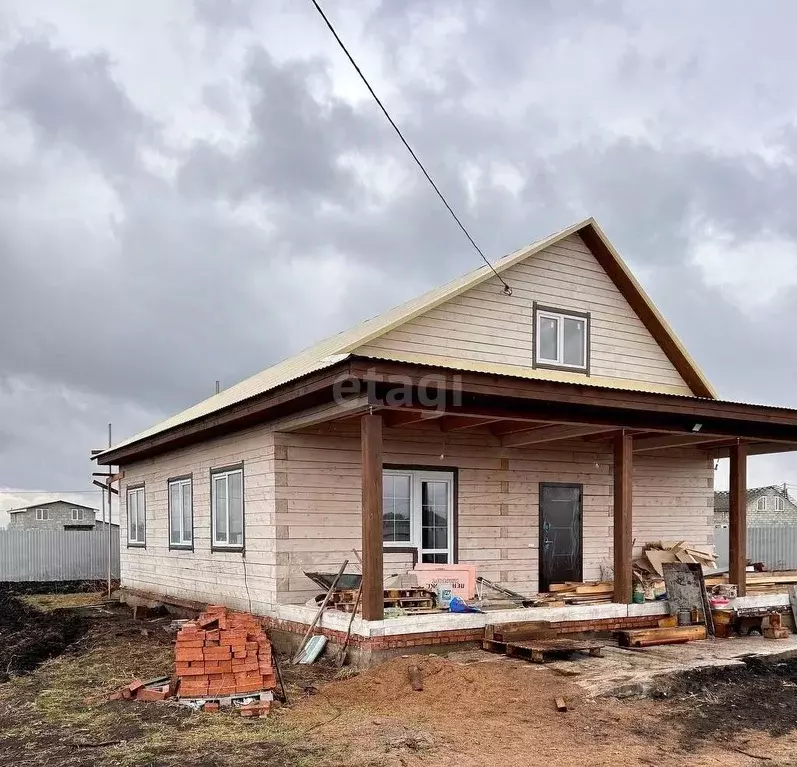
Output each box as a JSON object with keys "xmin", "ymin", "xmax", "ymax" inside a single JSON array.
[{"xmin": 1, "ymin": 593, "xmax": 796, "ymax": 767}]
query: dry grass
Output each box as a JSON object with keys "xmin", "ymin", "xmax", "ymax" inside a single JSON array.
[
  {"xmin": 0, "ymin": 601, "xmax": 319, "ymax": 767},
  {"xmin": 21, "ymin": 592, "xmax": 109, "ymax": 611}
]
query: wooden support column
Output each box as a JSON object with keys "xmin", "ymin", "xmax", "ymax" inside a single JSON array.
[
  {"xmin": 361, "ymin": 413, "xmax": 384, "ymax": 620},
  {"xmin": 729, "ymin": 441, "xmax": 748, "ymax": 597},
  {"xmin": 613, "ymin": 431, "xmax": 633, "ymax": 604}
]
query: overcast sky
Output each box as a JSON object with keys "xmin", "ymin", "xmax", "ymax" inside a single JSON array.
[{"xmin": 2, "ymin": 0, "xmax": 797, "ymax": 525}]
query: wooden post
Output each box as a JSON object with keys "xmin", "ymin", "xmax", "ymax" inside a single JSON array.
[
  {"xmin": 729, "ymin": 441, "xmax": 748, "ymax": 597},
  {"xmin": 613, "ymin": 431, "xmax": 633, "ymax": 604},
  {"xmin": 361, "ymin": 413, "xmax": 384, "ymax": 620}
]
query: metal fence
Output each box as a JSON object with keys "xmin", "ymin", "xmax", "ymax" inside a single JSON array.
[
  {"xmin": 714, "ymin": 525, "xmax": 797, "ymax": 571},
  {"xmin": 0, "ymin": 528, "xmax": 120, "ymax": 582}
]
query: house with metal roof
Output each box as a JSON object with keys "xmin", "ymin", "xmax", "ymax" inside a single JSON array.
[
  {"xmin": 94, "ymin": 218, "xmax": 797, "ymax": 657},
  {"xmin": 714, "ymin": 485, "xmax": 797, "ymax": 526}
]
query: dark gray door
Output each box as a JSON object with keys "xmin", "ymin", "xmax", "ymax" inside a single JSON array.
[{"xmin": 539, "ymin": 483, "xmax": 583, "ymax": 591}]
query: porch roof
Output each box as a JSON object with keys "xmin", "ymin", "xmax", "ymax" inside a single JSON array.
[{"xmin": 96, "ymin": 356, "xmax": 797, "ymax": 465}]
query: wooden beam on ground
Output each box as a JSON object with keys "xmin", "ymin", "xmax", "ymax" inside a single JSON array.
[
  {"xmin": 729, "ymin": 441, "xmax": 748, "ymax": 597},
  {"xmin": 361, "ymin": 413, "xmax": 384, "ymax": 621},
  {"xmin": 382, "ymin": 410, "xmax": 443, "ymax": 428},
  {"xmin": 632, "ymin": 433, "xmax": 729, "ymax": 452},
  {"xmin": 501, "ymin": 424, "xmax": 614, "ymax": 448},
  {"xmin": 439, "ymin": 415, "xmax": 503, "ymax": 431},
  {"xmin": 613, "ymin": 431, "xmax": 633, "ymax": 604}
]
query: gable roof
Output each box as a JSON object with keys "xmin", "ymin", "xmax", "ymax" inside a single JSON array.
[
  {"xmin": 714, "ymin": 486, "xmax": 792, "ymax": 512},
  {"xmin": 97, "ymin": 217, "xmax": 716, "ymax": 459},
  {"xmin": 8, "ymin": 500, "xmax": 98, "ymax": 514}
]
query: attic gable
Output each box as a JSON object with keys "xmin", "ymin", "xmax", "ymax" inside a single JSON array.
[{"xmin": 353, "ymin": 222, "xmax": 714, "ymax": 398}]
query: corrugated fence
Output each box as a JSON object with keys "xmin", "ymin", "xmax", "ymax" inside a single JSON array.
[
  {"xmin": 0, "ymin": 529, "xmax": 120, "ymax": 582},
  {"xmin": 714, "ymin": 525, "xmax": 797, "ymax": 571}
]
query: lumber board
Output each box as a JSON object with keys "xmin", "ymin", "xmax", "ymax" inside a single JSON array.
[{"xmin": 618, "ymin": 625, "xmax": 706, "ymax": 648}]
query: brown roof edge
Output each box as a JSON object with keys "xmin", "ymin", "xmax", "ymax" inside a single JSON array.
[
  {"xmin": 577, "ymin": 223, "xmax": 717, "ymax": 399},
  {"xmin": 94, "ymin": 359, "xmax": 355, "ymax": 466}
]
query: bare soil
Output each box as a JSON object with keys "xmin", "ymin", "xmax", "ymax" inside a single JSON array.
[{"xmin": 2, "ymin": 594, "xmax": 797, "ymax": 766}]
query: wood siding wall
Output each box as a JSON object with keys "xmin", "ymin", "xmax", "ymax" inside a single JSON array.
[
  {"xmin": 355, "ymin": 234, "xmax": 692, "ymax": 395},
  {"xmin": 119, "ymin": 425, "xmax": 278, "ymax": 612},
  {"xmin": 275, "ymin": 422, "xmax": 714, "ymax": 604}
]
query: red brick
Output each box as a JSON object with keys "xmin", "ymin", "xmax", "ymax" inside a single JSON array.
[
  {"xmin": 246, "ymin": 641, "xmax": 258, "ymax": 651},
  {"xmin": 176, "ymin": 648, "xmax": 204, "ymax": 662},
  {"xmin": 176, "ymin": 664, "xmax": 207, "ymax": 677},
  {"xmin": 122, "ymin": 679, "xmax": 145, "ymax": 699},
  {"xmin": 205, "ymin": 605, "xmax": 227, "ymax": 614},
  {"xmin": 206, "ymin": 630, "xmax": 220, "ymax": 641},
  {"xmin": 137, "ymin": 686, "xmax": 170, "ymax": 702},
  {"xmin": 176, "ymin": 638, "xmax": 205, "ymax": 648},
  {"xmin": 217, "ymin": 661, "xmax": 233, "ymax": 674},
  {"xmin": 204, "ymin": 647, "xmax": 232, "ymax": 661},
  {"xmin": 203, "ymin": 701, "xmax": 220, "ymax": 712},
  {"xmin": 198, "ymin": 614, "xmax": 220, "ymax": 629}
]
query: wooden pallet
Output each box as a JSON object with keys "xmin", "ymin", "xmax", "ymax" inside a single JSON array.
[{"xmin": 504, "ymin": 638, "xmax": 604, "ymax": 663}]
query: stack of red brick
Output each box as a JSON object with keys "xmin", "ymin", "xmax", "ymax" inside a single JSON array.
[{"xmin": 175, "ymin": 605, "xmax": 276, "ymax": 699}]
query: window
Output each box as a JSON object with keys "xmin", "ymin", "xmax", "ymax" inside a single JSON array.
[
  {"xmin": 169, "ymin": 477, "xmax": 193, "ymax": 548},
  {"xmin": 71, "ymin": 508, "xmax": 84, "ymax": 521},
  {"xmin": 756, "ymin": 496, "xmax": 768, "ymax": 511},
  {"xmin": 35, "ymin": 508, "xmax": 49, "ymax": 521},
  {"xmin": 127, "ymin": 486, "xmax": 146, "ymax": 546},
  {"xmin": 211, "ymin": 466, "xmax": 244, "ymax": 550},
  {"xmin": 534, "ymin": 305, "xmax": 589, "ymax": 371},
  {"xmin": 775, "ymin": 496, "xmax": 786, "ymax": 512},
  {"xmin": 382, "ymin": 469, "xmax": 454, "ymax": 564}
]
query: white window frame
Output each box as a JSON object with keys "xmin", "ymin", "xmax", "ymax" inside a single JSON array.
[
  {"xmin": 127, "ymin": 486, "xmax": 146, "ymax": 546},
  {"xmin": 382, "ymin": 469, "xmax": 454, "ymax": 564},
  {"xmin": 71, "ymin": 508, "xmax": 84, "ymax": 521},
  {"xmin": 534, "ymin": 307, "xmax": 589, "ymax": 370},
  {"xmin": 211, "ymin": 467, "xmax": 244, "ymax": 550},
  {"xmin": 35, "ymin": 508, "xmax": 49, "ymax": 521},
  {"xmin": 756, "ymin": 496, "xmax": 768, "ymax": 511},
  {"xmin": 775, "ymin": 496, "xmax": 785, "ymax": 511},
  {"xmin": 168, "ymin": 477, "xmax": 193, "ymax": 548}
]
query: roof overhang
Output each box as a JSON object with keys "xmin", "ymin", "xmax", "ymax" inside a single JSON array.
[{"xmin": 96, "ymin": 356, "xmax": 797, "ymax": 466}]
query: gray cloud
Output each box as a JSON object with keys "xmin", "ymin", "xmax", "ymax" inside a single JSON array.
[{"xmin": 1, "ymin": 0, "xmax": 797, "ymax": 503}]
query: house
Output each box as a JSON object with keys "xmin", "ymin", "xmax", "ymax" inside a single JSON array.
[
  {"xmin": 714, "ymin": 485, "xmax": 797, "ymax": 526},
  {"xmin": 7, "ymin": 500, "xmax": 117, "ymax": 531},
  {"xmin": 94, "ymin": 218, "xmax": 797, "ymax": 657}
]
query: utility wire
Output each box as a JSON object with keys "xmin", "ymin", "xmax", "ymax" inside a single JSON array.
[{"xmin": 308, "ymin": 0, "xmax": 512, "ymax": 296}]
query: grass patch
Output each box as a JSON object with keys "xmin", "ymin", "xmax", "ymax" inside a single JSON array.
[{"xmin": 21, "ymin": 592, "xmax": 109, "ymax": 611}]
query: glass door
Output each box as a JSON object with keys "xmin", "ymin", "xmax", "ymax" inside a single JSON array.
[{"xmin": 417, "ymin": 473, "xmax": 453, "ymax": 564}]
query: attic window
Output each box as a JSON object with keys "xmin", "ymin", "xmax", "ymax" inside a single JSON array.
[
  {"xmin": 533, "ymin": 304, "xmax": 590, "ymax": 372},
  {"xmin": 36, "ymin": 508, "xmax": 49, "ymax": 521},
  {"xmin": 757, "ymin": 496, "xmax": 768, "ymax": 511},
  {"xmin": 775, "ymin": 496, "xmax": 785, "ymax": 511},
  {"xmin": 71, "ymin": 508, "xmax": 84, "ymax": 521}
]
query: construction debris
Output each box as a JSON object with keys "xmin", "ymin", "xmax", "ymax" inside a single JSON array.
[
  {"xmin": 618, "ymin": 625, "xmax": 707, "ymax": 647},
  {"xmin": 408, "ymin": 665, "xmax": 423, "ymax": 691},
  {"xmin": 535, "ymin": 581, "xmax": 613, "ymax": 606},
  {"xmin": 484, "ymin": 621, "xmax": 605, "ymax": 663},
  {"xmin": 555, "ymin": 696, "xmax": 568, "ymax": 712}
]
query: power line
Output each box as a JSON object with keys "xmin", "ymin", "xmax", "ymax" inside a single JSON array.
[{"xmin": 308, "ymin": 0, "xmax": 512, "ymax": 296}]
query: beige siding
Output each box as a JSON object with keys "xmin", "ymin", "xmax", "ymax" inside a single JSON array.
[
  {"xmin": 120, "ymin": 425, "xmax": 278, "ymax": 613},
  {"xmin": 275, "ymin": 423, "xmax": 714, "ymax": 603},
  {"xmin": 355, "ymin": 234, "xmax": 692, "ymax": 394}
]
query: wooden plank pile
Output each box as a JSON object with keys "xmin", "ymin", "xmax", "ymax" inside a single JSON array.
[
  {"xmin": 175, "ymin": 605, "xmax": 275, "ymax": 713},
  {"xmin": 618, "ymin": 625, "xmax": 707, "ymax": 647},
  {"xmin": 535, "ymin": 581, "xmax": 613, "ymax": 606},
  {"xmin": 328, "ymin": 586, "xmax": 441, "ymax": 614}
]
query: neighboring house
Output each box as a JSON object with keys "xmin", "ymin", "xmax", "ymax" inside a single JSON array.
[
  {"xmin": 714, "ymin": 485, "xmax": 797, "ymax": 526},
  {"xmin": 7, "ymin": 500, "xmax": 117, "ymax": 531},
  {"xmin": 94, "ymin": 217, "xmax": 797, "ymax": 633}
]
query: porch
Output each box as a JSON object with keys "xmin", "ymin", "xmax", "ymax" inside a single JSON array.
[{"xmin": 272, "ymin": 357, "xmax": 797, "ymax": 621}]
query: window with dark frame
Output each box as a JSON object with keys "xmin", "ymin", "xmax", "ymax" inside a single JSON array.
[
  {"xmin": 534, "ymin": 304, "xmax": 589, "ymax": 371},
  {"xmin": 168, "ymin": 477, "xmax": 193, "ymax": 548},
  {"xmin": 211, "ymin": 467, "xmax": 244, "ymax": 549},
  {"xmin": 127, "ymin": 486, "xmax": 146, "ymax": 546},
  {"xmin": 71, "ymin": 508, "xmax": 83, "ymax": 521},
  {"xmin": 35, "ymin": 508, "xmax": 49, "ymax": 521}
]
